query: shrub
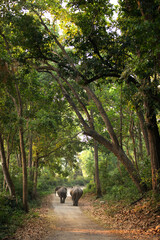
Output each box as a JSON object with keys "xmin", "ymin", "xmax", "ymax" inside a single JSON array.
[
  {"xmin": 0, "ymin": 193, "xmax": 24, "ymax": 239},
  {"xmin": 84, "ymin": 181, "xmax": 96, "ymax": 194}
]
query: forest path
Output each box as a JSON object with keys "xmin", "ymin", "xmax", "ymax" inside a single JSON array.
[{"xmin": 44, "ymin": 193, "xmax": 129, "ymax": 240}]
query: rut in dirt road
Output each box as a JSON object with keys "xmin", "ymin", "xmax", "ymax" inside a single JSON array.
[{"xmin": 44, "ymin": 193, "xmax": 132, "ymax": 240}]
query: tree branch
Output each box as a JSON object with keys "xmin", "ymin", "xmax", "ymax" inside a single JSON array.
[{"xmin": 84, "ymin": 72, "xmax": 120, "ymax": 85}]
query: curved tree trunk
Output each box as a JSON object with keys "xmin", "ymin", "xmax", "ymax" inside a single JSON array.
[
  {"xmin": 85, "ymin": 128, "xmax": 147, "ymax": 193},
  {"xmin": 56, "ymin": 79, "xmax": 147, "ymax": 194},
  {"xmin": 83, "ymin": 86, "xmax": 147, "ymax": 193},
  {"xmin": 0, "ymin": 133, "xmax": 16, "ymax": 197}
]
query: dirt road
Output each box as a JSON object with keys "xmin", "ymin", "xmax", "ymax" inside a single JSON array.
[{"xmin": 44, "ymin": 193, "xmax": 131, "ymax": 240}]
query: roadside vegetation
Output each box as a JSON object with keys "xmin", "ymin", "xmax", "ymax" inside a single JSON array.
[{"xmin": 0, "ymin": 170, "xmax": 88, "ymax": 239}]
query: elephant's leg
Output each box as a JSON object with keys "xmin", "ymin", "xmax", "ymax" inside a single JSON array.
[{"xmin": 73, "ymin": 200, "xmax": 78, "ymax": 206}]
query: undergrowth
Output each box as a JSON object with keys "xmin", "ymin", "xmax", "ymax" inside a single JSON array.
[{"xmin": 0, "ymin": 189, "xmax": 53, "ymax": 240}]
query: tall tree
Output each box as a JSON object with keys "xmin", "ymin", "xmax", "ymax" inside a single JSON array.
[
  {"xmin": 118, "ymin": 0, "xmax": 160, "ymax": 192},
  {"xmin": 2, "ymin": 0, "xmax": 159, "ymax": 194},
  {"xmin": 11, "ymin": 0, "xmax": 147, "ymax": 193},
  {"xmin": 8, "ymin": 81, "xmax": 28, "ymax": 212}
]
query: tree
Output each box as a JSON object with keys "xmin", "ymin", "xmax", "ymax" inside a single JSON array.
[
  {"xmin": 0, "ymin": 132, "xmax": 16, "ymax": 197},
  {"xmin": 1, "ymin": 0, "xmax": 159, "ymax": 195},
  {"xmin": 118, "ymin": 0, "xmax": 160, "ymax": 193},
  {"xmin": 8, "ymin": 0, "xmax": 147, "ymax": 193}
]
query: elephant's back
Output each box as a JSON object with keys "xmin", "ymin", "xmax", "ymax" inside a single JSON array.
[
  {"xmin": 72, "ymin": 187, "xmax": 83, "ymax": 198},
  {"xmin": 57, "ymin": 187, "xmax": 67, "ymax": 196}
]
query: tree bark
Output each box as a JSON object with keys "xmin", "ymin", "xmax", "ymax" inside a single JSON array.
[
  {"xmin": 120, "ymin": 84, "xmax": 123, "ymax": 148},
  {"xmin": 0, "ymin": 133, "xmax": 16, "ymax": 197},
  {"xmin": 136, "ymin": 110, "xmax": 150, "ymax": 156},
  {"xmin": 94, "ymin": 140, "xmax": 102, "ymax": 198},
  {"xmin": 144, "ymin": 99, "xmax": 160, "ymax": 193},
  {"xmin": 129, "ymin": 117, "xmax": 139, "ymax": 171},
  {"xmin": 89, "ymin": 95, "xmax": 102, "ymax": 198},
  {"xmin": 32, "ymin": 153, "xmax": 38, "ymax": 199},
  {"xmin": 28, "ymin": 132, "xmax": 33, "ymax": 179},
  {"xmin": 19, "ymin": 125, "xmax": 28, "ymax": 212},
  {"xmin": 16, "ymin": 150, "xmax": 22, "ymax": 167},
  {"xmin": 138, "ymin": 122, "xmax": 143, "ymax": 162},
  {"xmin": 15, "ymin": 83, "xmax": 28, "ymax": 212}
]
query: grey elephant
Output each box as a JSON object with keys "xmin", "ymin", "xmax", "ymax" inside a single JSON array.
[
  {"xmin": 57, "ymin": 187, "xmax": 67, "ymax": 203},
  {"xmin": 70, "ymin": 187, "xmax": 83, "ymax": 206}
]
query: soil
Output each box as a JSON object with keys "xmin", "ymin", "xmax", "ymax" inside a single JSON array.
[
  {"xmin": 11, "ymin": 191, "xmax": 160, "ymax": 240},
  {"xmin": 44, "ymin": 194, "xmax": 126, "ymax": 240}
]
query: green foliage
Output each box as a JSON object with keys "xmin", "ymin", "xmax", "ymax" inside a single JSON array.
[
  {"xmin": 99, "ymin": 153, "xmax": 142, "ymax": 202},
  {"xmin": 37, "ymin": 170, "xmax": 57, "ymax": 192},
  {"xmin": 84, "ymin": 180, "xmax": 96, "ymax": 194},
  {"xmin": 78, "ymin": 149, "xmax": 95, "ymax": 178},
  {"xmin": 0, "ymin": 193, "xmax": 24, "ymax": 239},
  {"xmin": 83, "ymin": 150, "xmax": 145, "ymax": 202},
  {"xmin": 0, "ymin": 2, "xmax": 159, "ymax": 236},
  {"xmin": 67, "ymin": 175, "xmax": 89, "ymax": 187},
  {"xmin": 139, "ymin": 157, "xmax": 152, "ymax": 190}
]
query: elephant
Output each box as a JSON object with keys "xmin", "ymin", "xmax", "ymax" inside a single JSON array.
[
  {"xmin": 57, "ymin": 187, "xmax": 67, "ymax": 203},
  {"xmin": 70, "ymin": 187, "xmax": 83, "ymax": 206}
]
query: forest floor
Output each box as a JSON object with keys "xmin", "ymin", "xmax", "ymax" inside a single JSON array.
[{"xmin": 10, "ymin": 192, "xmax": 160, "ymax": 240}]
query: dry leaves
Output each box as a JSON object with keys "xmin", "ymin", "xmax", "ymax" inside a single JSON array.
[
  {"xmin": 9, "ymin": 193, "xmax": 160, "ymax": 240},
  {"xmin": 80, "ymin": 193, "xmax": 160, "ymax": 240},
  {"xmin": 10, "ymin": 195, "xmax": 55, "ymax": 240}
]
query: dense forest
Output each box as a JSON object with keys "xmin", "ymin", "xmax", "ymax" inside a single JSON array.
[{"xmin": 0, "ymin": 0, "xmax": 160, "ymax": 238}]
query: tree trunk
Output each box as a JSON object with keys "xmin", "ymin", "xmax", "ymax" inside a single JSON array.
[
  {"xmin": 144, "ymin": 100, "xmax": 160, "ymax": 193},
  {"xmin": 86, "ymin": 128, "xmax": 147, "ymax": 193},
  {"xmin": 83, "ymin": 86, "xmax": 147, "ymax": 193},
  {"xmin": 136, "ymin": 110, "xmax": 150, "ymax": 156},
  {"xmin": 15, "ymin": 83, "xmax": 28, "ymax": 212},
  {"xmin": 19, "ymin": 126, "xmax": 28, "ymax": 212},
  {"xmin": 32, "ymin": 153, "xmax": 38, "ymax": 199},
  {"xmin": 0, "ymin": 133, "xmax": 16, "ymax": 197},
  {"xmin": 129, "ymin": 117, "xmax": 139, "ymax": 171},
  {"xmin": 3, "ymin": 136, "xmax": 11, "ymax": 192},
  {"xmin": 94, "ymin": 140, "xmax": 102, "ymax": 198},
  {"xmin": 16, "ymin": 151, "xmax": 22, "ymax": 167},
  {"xmin": 138, "ymin": 122, "xmax": 143, "ymax": 162},
  {"xmin": 118, "ymin": 84, "xmax": 123, "ymax": 178},
  {"xmin": 28, "ymin": 132, "xmax": 33, "ymax": 179},
  {"xmin": 120, "ymin": 84, "xmax": 123, "ymax": 148},
  {"xmin": 89, "ymin": 95, "xmax": 102, "ymax": 198},
  {"xmin": 55, "ymin": 76, "xmax": 147, "ymax": 193}
]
